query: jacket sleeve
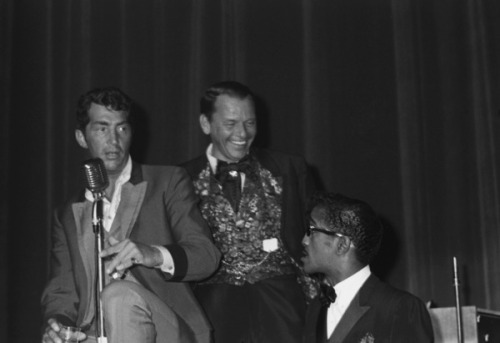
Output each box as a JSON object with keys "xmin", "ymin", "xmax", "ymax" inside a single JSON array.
[
  {"xmin": 161, "ymin": 167, "xmax": 221, "ymax": 282},
  {"xmin": 390, "ymin": 295, "xmax": 434, "ymax": 343},
  {"xmin": 40, "ymin": 208, "xmax": 79, "ymax": 326}
]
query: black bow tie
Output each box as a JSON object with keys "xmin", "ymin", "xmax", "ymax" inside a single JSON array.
[
  {"xmin": 320, "ymin": 283, "xmax": 337, "ymax": 307},
  {"xmin": 214, "ymin": 155, "xmax": 253, "ymax": 212},
  {"xmin": 215, "ymin": 155, "xmax": 252, "ymax": 181}
]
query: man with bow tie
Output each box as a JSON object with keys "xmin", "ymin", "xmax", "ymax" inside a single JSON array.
[
  {"xmin": 301, "ymin": 192, "xmax": 434, "ymax": 343},
  {"xmin": 181, "ymin": 81, "xmax": 315, "ymax": 342}
]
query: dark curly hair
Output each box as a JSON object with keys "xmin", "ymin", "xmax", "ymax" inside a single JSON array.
[
  {"xmin": 307, "ymin": 191, "xmax": 383, "ymax": 265},
  {"xmin": 200, "ymin": 81, "xmax": 254, "ymax": 120},
  {"xmin": 76, "ymin": 87, "xmax": 133, "ymax": 131}
]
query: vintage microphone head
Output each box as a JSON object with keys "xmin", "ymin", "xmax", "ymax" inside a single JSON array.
[{"xmin": 82, "ymin": 158, "xmax": 109, "ymax": 195}]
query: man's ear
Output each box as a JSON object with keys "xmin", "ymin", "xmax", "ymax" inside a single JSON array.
[
  {"xmin": 200, "ymin": 114, "xmax": 211, "ymax": 135},
  {"xmin": 336, "ymin": 236, "xmax": 353, "ymax": 255},
  {"xmin": 75, "ymin": 129, "xmax": 88, "ymax": 149}
]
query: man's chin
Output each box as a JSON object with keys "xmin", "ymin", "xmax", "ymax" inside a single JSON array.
[
  {"xmin": 103, "ymin": 160, "xmax": 126, "ymax": 174},
  {"xmin": 301, "ymin": 261, "xmax": 313, "ymax": 274},
  {"xmin": 229, "ymin": 147, "xmax": 250, "ymax": 159}
]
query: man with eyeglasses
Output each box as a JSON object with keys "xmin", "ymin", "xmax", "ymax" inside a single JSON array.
[{"xmin": 301, "ymin": 192, "xmax": 433, "ymax": 343}]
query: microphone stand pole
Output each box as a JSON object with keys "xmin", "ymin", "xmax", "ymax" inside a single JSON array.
[
  {"xmin": 453, "ymin": 256, "xmax": 463, "ymax": 343},
  {"xmin": 92, "ymin": 193, "xmax": 108, "ymax": 343}
]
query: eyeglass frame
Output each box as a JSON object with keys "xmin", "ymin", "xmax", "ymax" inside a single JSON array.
[{"xmin": 305, "ymin": 224, "xmax": 348, "ymax": 238}]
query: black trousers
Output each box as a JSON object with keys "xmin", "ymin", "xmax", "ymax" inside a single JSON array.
[{"xmin": 193, "ymin": 274, "xmax": 307, "ymax": 343}]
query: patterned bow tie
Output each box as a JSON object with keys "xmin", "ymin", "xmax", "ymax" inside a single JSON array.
[{"xmin": 320, "ymin": 283, "xmax": 337, "ymax": 307}]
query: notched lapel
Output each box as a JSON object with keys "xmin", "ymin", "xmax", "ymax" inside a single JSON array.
[
  {"xmin": 72, "ymin": 200, "xmax": 96, "ymax": 327},
  {"xmin": 72, "ymin": 201, "xmax": 95, "ymax": 280},
  {"xmin": 110, "ymin": 181, "xmax": 147, "ymax": 239},
  {"xmin": 330, "ymin": 293, "xmax": 370, "ymax": 343}
]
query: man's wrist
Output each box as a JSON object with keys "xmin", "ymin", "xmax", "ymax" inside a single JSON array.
[
  {"xmin": 152, "ymin": 246, "xmax": 164, "ymax": 267},
  {"xmin": 152, "ymin": 245, "xmax": 175, "ymax": 274}
]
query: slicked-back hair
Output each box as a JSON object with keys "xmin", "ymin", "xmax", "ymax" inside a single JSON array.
[
  {"xmin": 76, "ymin": 87, "xmax": 133, "ymax": 131},
  {"xmin": 200, "ymin": 81, "xmax": 255, "ymax": 120},
  {"xmin": 307, "ymin": 191, "xmax": 384, "ymax": 265}
]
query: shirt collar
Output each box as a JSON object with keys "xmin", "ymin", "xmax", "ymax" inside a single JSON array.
[
  {"xmin": 333, "ymin": 265, "xmax": 371, "ymax": 308},
  {"xmin": 115, "ymin": 155, "xmax": 132, "ymax": 187},
  {"xmin": 205, "ymin": 144, "xmax": 218, "ymax": 174},
  {"xmin": 205, "ymin": 144, "xmax": 251, "ymax": 173}
]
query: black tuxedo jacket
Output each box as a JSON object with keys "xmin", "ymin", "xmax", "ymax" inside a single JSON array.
[{"xmin": 303, "ymin": 275, "xmax": 434, "ymax": 343}]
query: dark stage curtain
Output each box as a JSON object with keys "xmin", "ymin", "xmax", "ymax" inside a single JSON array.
[{"xmin": 2, "ymin": 0, "xmax": 500, "ymax": 341}]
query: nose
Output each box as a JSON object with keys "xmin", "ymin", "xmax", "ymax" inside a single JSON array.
[
  {"xmin": 108, "ymin": 128, "xmax": 119, "ymax": 145},
  {"xmin": 234, "ymin": 122, "xmax": 248, "ymax": 139},
  {"xmin": 302, "ymin": 234, "xmax": 310, "ymax": 246}
]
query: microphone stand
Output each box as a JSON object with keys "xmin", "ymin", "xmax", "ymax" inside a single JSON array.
[
  {"xmin": 453, "ymin": 256, "xmax": 463, "ymax": 343},
  {"xmin": 92, "ymin": 192, "xmax": 108, "ymax": 343}
]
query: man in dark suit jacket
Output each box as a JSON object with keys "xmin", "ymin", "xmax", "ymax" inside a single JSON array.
[
  {"xmin": 302, "ymin": 192, "xmax": 433, "ymax": 343},
  {"xmin": 41, "ymin": 87, "xmax": 221, "ymax": 343},
  {"xmin": 181, "ymin": 81, "xmax": 315, "ymax": 342}
]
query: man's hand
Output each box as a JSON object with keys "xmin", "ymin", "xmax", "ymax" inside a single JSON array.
[
  {"xmin": 42, "ymin": 318, "xmax": 86, "ymax": 343},
  {"xmin": 101, "ymin": 237, "xmax": 164, "ymax": 275}
]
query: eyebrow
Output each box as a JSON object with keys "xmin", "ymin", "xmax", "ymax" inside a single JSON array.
[{"xmin": 91, "ymin": 120, "xmax": 129, "ymax": 126}]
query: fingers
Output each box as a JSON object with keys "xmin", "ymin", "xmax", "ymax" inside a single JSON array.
[
  {"xmin": 108, "ymin": 236, "xmax": 119, "ymax": 245},
  {"xmin": 103, "ymin": 239, "xmax": 142, "ymax": 274},
  {"xmin": 42, "ymin": 331, "xmax": 61, "ymax": 343},
  {"xmin": 47, "ymin": 318, "xmax": 60, "ymax": 332},
  {"xmin": 100, "ymin": 239, "xmax": 161, "ymax": 276},
  {"xmin": 77, "ymin": 331, "xmax": 87, "ymax": 340},
  {"xmin": 42, "ymin": 319, "xmax": 86, "ymax": 343},
  {"xmin": 42, "ymin": 319, "xmax": 62, "ymax": 343},
  {"xmin": 100, "ymin": 237, "xmax": 126, "ymax": 259}
]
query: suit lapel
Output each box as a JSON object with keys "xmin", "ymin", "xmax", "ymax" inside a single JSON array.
[
  {"xmin": 109, "ymin": 181, "xmax": 147, "ymax": 239},
  {"xmin": 72, "ymin": 200, "xmax": 96, "ymax": 327},
  {"xmin": 317, "ymin": 305, "xmax": 329, "ymax": 342},
  {"xmin": 329, "ymin": 282, "xmax": 371, "ymax": 343}
]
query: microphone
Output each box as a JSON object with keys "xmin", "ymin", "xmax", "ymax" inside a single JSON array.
[
  {"xmin": 82, "ymin": 158, "xmax": 109, "ymax": 342},
  {"xmin": 82, "ymin": 158, "xmax": 109, "ymax": 196}
]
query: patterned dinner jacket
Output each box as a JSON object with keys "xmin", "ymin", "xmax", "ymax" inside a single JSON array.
[{"xmin": 181, "ymin": 148, "xmax": 315, "ymax": 265}]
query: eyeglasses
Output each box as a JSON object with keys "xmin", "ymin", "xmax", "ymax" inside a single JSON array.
[{"xmin": 306, "ymin": 224, "xmax": 347, "ymax": 238}]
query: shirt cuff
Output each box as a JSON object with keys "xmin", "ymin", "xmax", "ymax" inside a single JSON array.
[{"xmin": 152, "ymin": 245, "xmax": 175, "ymax": 275}]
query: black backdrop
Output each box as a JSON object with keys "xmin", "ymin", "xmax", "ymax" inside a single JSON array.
[{"xmin": 3, "ymin": 0, "xmax": 500, "ymax": 341}]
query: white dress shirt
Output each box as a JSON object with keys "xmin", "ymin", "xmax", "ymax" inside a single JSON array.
[{"xmin": 327, "ymin": 265, "xmax": 371, "ymax": 338}]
